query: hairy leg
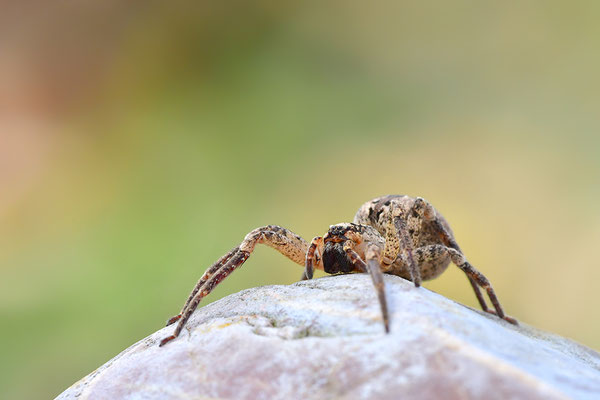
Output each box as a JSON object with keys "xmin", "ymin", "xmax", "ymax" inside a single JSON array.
[
  {"xmin": 166, "ymin": 246, "xmax": 239, "ymax": 326},
  {"xmin": 344, "ymin": 241, "xmax": 390, "ymax": 333},
  {"xmin": 413, "ymin": 244, "xmax": 517, "ymax": 325},
  {"xmin": 302, "ymin": 236, "xmax": 322, "ymax": 280},
  {"xmin": 427, "ymin": 209, "xmax": 491, "ymax": 314},
  {"xmin": 160, "ymin": 249, "xmax": 250, "ymax": 346},
  {"xmin": 387, "ymin": 198, "xmax": 432, "ymax": 287},
  {"xmin": 160, "ymin": 225, "xmax": 309, "ymax": 346}
]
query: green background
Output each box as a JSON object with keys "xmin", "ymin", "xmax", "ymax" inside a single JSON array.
[{"xmin": 1, "ymin": 2, "xmax": 600, "ymax": 398}]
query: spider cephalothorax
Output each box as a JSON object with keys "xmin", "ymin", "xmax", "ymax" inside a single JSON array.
[{"xmin": 159, "ymin": 195, "xmax": 517, "ymax": 346}]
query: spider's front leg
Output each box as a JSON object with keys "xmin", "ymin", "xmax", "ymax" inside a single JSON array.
[
  {"xmin": 344, "ymin": 238, "xmax": 390, "ymax": 333},
  {"xmin": 159, "ymin": 225, "xmax": 309, "ymax": 347},
  {"xmin": 165, "ymin": 247, "xmax": 239, "ymax": 326}
]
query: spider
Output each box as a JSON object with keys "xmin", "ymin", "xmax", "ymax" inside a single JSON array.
[{"xmin": 159, "ymin": 195, "xmax": 517, "ymax": 346}]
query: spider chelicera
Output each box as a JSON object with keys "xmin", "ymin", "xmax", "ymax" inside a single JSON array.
[{"xmin": 159, "ymin": 195, "xmax": 517, "ymax": 346}]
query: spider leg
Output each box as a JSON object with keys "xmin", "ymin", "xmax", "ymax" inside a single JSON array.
[
  {"xmin": 365, "ymin": 248, "xmax": 390, "ymax": 333},
  {"xmin": 159, "ymin": 225, "xmax": 309, "ymax": 346},
  {"xmin": 388, "ymin": 199, "xmax": 424, "ymax": 286},
  {"xmin": 426, "ymin": 207, "xmax": 493, "ymax": 316},
  {"xmin": 344, "ymin": 241, "xmax": 390, "ymax": 333},
  {"xmin": 166, "ymin": 246, "xmax": 239, "ymax": 326},
  {"xmin": 302, "ymin": 236, "xmax": 322, "ymax": 280},
  {"xmin": 467, "ymin": 275, "xmax": 489, "ymax": 313},
  {"xmin": 414, "ymin": 244, "xmax": 518, "ymax": 325},
  {"xmin": 382, "ymin": 205, "xmax": 400, "ymax": 267}
]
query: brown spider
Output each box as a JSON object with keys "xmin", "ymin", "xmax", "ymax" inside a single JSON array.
[{"xmin": 159, "ymin": 195, "xmax": 517, "ymax": 346}]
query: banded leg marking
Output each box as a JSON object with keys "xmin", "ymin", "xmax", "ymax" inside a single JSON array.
[
  {"xmin": 160, "ymin": 250, "xmax": 250, "ymax": 346},
  {"xmin": 429, "ymin": 218, "xmax": 491, "ymax": 315},
  {"xmin": 392, "ymin": 206, "xmax": 421, "ymax": 287},
  {"xmin": 413, "ymin": 244, "xmax": 517, "ymax": 325},
  {"xmin": 166, "ymin": 246, "xmax": 239, "ymax": 326},
  {"xmin": 344, "ymin": 242, "xmax": 390, "ymax": 333},
  {"xmin": 302, "ymin": 236, "xmax": 322, "ymax": 280},
  {"xmin": 160, "ymin": 225, "xmax": 309, "ymax": 346}
]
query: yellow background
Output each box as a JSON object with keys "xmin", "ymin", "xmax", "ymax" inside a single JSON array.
[{"xmin": 1, "ymin": 2, "xmax": 599, "ymax": 398}]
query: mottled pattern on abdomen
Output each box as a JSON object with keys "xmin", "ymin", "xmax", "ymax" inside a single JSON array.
[{"xmin": 353, "ymin": 195, "xmax": 455, "ymax": 281}]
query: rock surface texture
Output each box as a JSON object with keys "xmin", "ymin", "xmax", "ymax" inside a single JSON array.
[{"xmin": 57, "ymin": 274, "xmax": 600, "ymax": 400}]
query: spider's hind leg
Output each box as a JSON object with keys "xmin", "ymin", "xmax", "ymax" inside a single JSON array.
[
  {"xmin": 414, "ymin": 244, "xmax": 518, "ymax": 325},
  {"xmin": 425, "ymin": 210, "xmax": 517, "ymax": 325}
]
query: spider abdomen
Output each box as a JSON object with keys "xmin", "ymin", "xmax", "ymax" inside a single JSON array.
[{"xmin": 354, "ymin": 195, "xmax": 455, "ymax": 281}]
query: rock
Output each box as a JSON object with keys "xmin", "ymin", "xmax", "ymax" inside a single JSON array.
[{"xmin": 56, "ymin": 274, "xmax": 600, "ymax": 400}]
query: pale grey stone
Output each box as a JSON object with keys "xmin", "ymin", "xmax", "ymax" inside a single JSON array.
[{"xmin": 56, "ymin": 274, "xmax": 600, "ymax": 400}]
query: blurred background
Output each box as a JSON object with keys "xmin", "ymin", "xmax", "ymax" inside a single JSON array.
[{"xmin": 1, "ymin": 1, "xmax": 600, "ymax": 398}]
